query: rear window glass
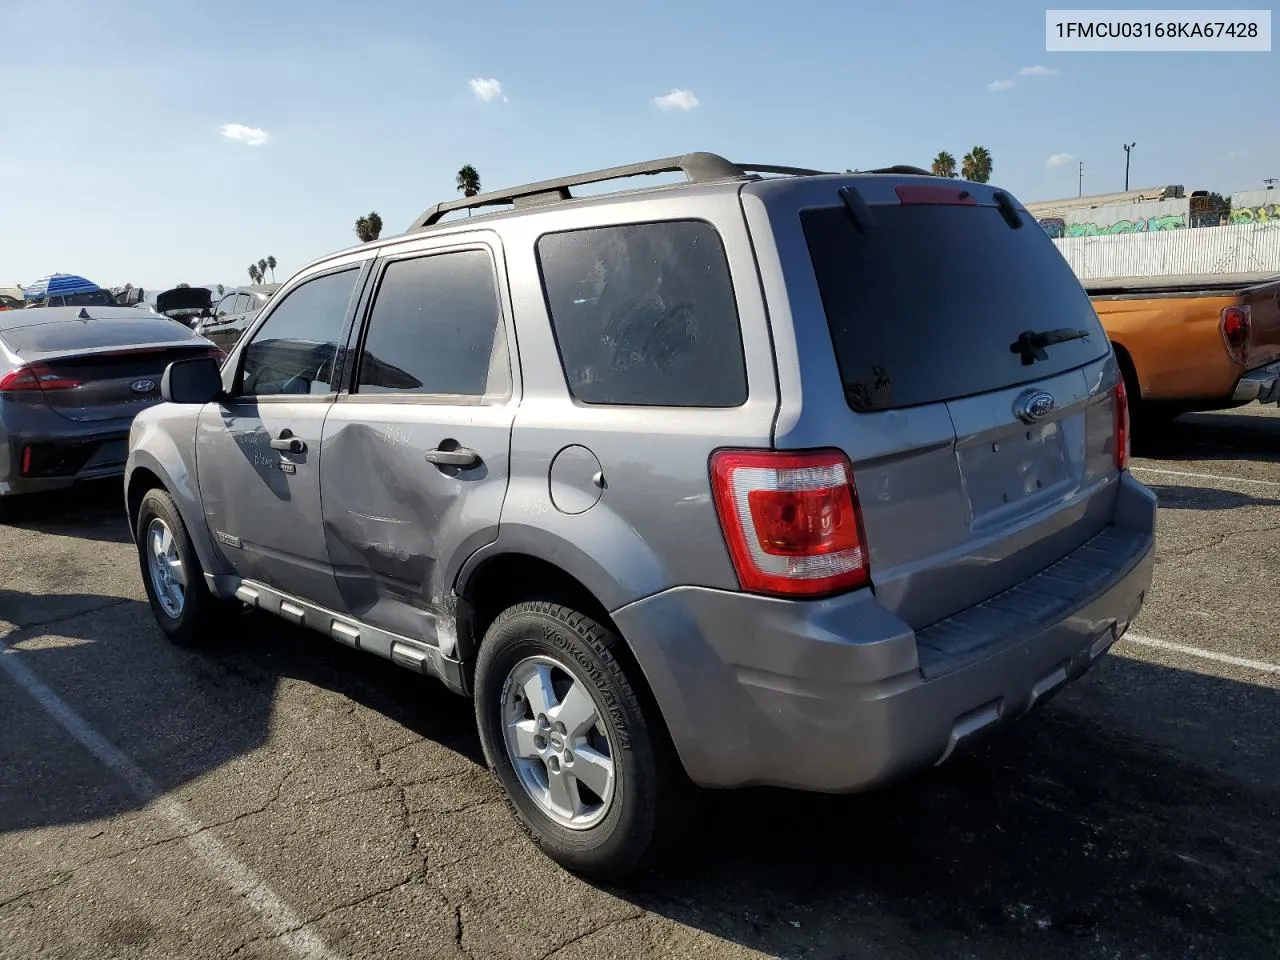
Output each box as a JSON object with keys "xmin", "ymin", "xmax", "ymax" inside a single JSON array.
[
  {"xmin": 536, "ymin": 220, "xmax": 747, "ymax": 407},
  {"xmin": 802, "ymin": 203, "xmax": 1108, "ymax": 413},
  {"xmin": 0, "ymin": 316, "xmax": 198, "ymax": 353}
]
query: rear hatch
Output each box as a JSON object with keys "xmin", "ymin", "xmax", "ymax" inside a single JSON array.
[
  {"xmin": 0, "ymin": 314, "xmax": 219, "ymax": 422},
  {"xmin": 755, "ymin": 176, "xmax": 1123, "ymax": 633}
]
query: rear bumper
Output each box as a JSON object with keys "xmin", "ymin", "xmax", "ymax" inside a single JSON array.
[
  {"xmin": 1232, "ymin": 362, "xmax": 1280, "ymax": 404},
  {"xmin": 615, "ymin": 472, "xmax": 1157, "ymax": 793},
  {"xmin": 0, "ymin": 414, "xmax": 131, "ymax": 497}
]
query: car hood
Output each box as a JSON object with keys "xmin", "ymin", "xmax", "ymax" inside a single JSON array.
[{"xmin": 155, "ymin": 287, "xmax": 213, "ymax": 315}]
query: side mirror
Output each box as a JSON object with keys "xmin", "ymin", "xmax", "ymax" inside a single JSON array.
[{"xmin": 161, "ymin": 356, "xmax": 224, "ymax": 404}]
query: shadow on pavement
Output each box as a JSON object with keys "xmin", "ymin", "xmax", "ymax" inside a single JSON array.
[
  {"xmin": 1150, "ymin": 483, "xmax": 1280, "ymax": 510},
  {"xmin": 3, "ymin": 579, "xmax": 1278, "ymax": 959},
  {"xmin": 1134, "ymin": 409, "xmax": 1280, "ymax": 464},
  {"xmin": 0, "ymin": 479, "xmax": 131, "ymax": 544}
]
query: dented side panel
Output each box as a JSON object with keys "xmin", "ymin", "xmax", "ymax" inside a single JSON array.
[{"xmin": 319, "ymin": 403, "xmax": 514, "ymax": 655}]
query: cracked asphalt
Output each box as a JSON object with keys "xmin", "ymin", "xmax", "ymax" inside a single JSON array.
[{"xmin": 2, "ymin": 405, "xmax": 1278, "ymax": 960}]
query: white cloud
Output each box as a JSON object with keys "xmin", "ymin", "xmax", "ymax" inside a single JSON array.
[
  {"xmin": 469, "ymin": 78, "xmax": 506, "ymax": 102},
  {"xmin": 220, "ymin": 123, "xmax": 270, "ymax": 146},
  {"xmin": 1019, "ymin": 65, "xmax": 1058, "ymax": 76},
  {"xmin": 987, "ymin": 79, "xmax": 1016, "ymax": 92},
  {"xmin": 652, "ymin": 88, "xmax": 700, "ymax": 111},
  {"xmin": 1046, "ymin": 152, "xmax": 1074, "ymax": 168}
]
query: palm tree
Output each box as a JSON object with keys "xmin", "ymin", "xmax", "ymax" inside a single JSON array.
[
  {"xmin": 248, "ymin": 264, "xmax": 260, "ymax": 283},
  {"xmin": 456, "ymin": 165, "xmax": 481, "ymax": 198},
  {"xmin": 217, "ymin": 284, "xmax": 225, "ymax": 296},
  {"xmin": 257, "ymin": 259, "xmax": 268, "ymax": 282},
  {"xmin": 931, "ymin": 151, "xmax": 958, "ymax": 178},
  {"xmin": 961, "ymin": 146, "xmax": 994, "ymax": 183},
  {"xmin": 354, "ymin": 212, "xmax": 383, "ymax": 243},
  {"xmin": 266, "ymin": 256, "xmax": 277, "ymax": 282}
]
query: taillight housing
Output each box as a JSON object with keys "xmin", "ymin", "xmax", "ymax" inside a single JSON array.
[
  {"xmin": 1220, "ymin": 305, "xmax": 1251, "ymax": 366},
  {"xmin": 709, "ymin": 449, "xmax": 869, "ymax": 597},
  {"xmin": 1112, "ymin": 379, "xmax": 1130, "ymax": 471},
  {"xmin": 0, "ymin": 363, "xmax": 82, "ymax": 394}
]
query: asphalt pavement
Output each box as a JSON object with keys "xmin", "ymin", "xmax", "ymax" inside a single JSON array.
[{"xmin": 2, "ymin": 405, "xmax": 1278, "ymax": 960}]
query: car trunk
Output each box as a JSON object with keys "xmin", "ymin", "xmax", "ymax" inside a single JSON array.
[
  {"xmin": 1, "ymin": 316, "xmax": 217, "ymax": 422},
  {"xmin": 1240, "ymin": 276, "xmax": 1280, "ymax": 371},
  {"xmin": 793, "ymin": 187, "xmax": 1123, "ymax": 632}
]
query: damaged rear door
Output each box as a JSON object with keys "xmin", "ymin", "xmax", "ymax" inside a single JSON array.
[{"xmin": 319, "ymin": 235, "xmax": 516, "ymax": 657}]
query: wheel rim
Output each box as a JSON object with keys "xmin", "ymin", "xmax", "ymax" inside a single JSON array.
[
  {"xmin": 145, "ymin": 517, "xmax": 186, "ymax": 619},
  {"xmin": 500, "ymin": 654, "xmax": 617, "ymax": 830}
]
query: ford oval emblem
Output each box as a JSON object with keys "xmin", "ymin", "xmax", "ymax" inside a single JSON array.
[
  {"xmin": 131, "ymin": 378, "xmax": 157, "ymax": 394},
  {"xmin": 1015, "ymin": 390, "xmax": 1056, "ymax": 423}
]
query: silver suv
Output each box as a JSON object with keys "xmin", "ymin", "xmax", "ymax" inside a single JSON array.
[{"xmin": 125, "ymin": 153, "xmax": 1157, "ymax": 880}]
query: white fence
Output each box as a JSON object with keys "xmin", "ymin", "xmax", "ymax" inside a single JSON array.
[{"xmin": 1052, "ymin": 222, "xmax": 1280, "ymax": 280}]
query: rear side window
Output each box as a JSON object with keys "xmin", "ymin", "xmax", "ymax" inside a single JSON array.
[
  {"xmin": 537, "ymin": 220, "xmax": 747, "ymax": 407},
  {"xmin": 802, "ymin": 203, "xmax": 1108, "ymax": 412},
  {"xmin": 356, "ymin": 250, "xmax": 508, "ymax": 398}
]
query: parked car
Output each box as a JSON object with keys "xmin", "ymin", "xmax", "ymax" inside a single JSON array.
[
  {"xmin": 155, "ymin": 287, "xmax": 213, "ymax": 328},
  {"xmin": 125, "ymin": 152, "xmax": 1156, "ymax": 880},
  {"xmin": 1088, "ymin": 271, "xmax": 1280, "ymax": 427},
  {"xmin": 195, "ymin": 285, "xmax": 277, "ymax": 351},
  {"xmin": 0, "ymin": 306, "xmax": 222, "ymax": 500}
]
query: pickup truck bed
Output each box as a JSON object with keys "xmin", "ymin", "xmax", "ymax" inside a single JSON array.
[{"xmin": 1088, "ymin": 271, "xmax": 1280, "ymax": 422}]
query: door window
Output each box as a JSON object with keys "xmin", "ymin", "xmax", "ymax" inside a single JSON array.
[
  {"xmin": 355, "ymin": 250, "xmax": 508, "ymax": 398},
  {"xmin": 239, "ymin": 268, "xmax": 359, "ymax": 397}
]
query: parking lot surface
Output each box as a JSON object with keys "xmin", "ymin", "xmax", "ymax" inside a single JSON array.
[{"xmin": 2, "ymin": 405, "xmax": 1278, "ymax": 960}]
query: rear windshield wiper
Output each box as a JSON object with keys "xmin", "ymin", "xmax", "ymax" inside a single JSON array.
[{"xmin": 1009, "ymin": 327, "xmax": 1092, "ymax": 366}]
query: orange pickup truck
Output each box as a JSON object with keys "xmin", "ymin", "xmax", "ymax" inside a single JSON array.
[{"xmin": 1088, "ymin": 271, "xmax": 1280, "ymax": 425}]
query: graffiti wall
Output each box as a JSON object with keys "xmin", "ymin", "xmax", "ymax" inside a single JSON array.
[
  {"xmin": 1052, "ymin": 221, "xmax": 1280, "ymax": 280},
  {"xmin": 1037, "ymin": 198, "xmax": 1189, "ymax": 238},
  {"xmin": 1230, "ymin": 202, "xmax": 1279, "ymax": 225}
]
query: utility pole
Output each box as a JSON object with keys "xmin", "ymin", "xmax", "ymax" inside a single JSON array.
[
  {"xmin": 1078, "ymin": 160, "xmax": 1084, "ymax": 197},
  {"xmin": 1265, "ymin": 177, "xmax": 1278, "ymax": 190},
  {"xmin": 1123, "ymin": 142, "xmax": 1136, "ymax": 191}
]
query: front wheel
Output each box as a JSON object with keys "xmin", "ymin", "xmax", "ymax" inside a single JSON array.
[
  {"xmin": 135, "ymin": 488, "xmax": 226, "ymax": 646},
  {"xmin": 474, "ymin": 601, "xmax": 694, "ymax": 881}
]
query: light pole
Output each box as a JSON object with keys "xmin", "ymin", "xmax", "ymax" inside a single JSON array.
[
  {"xmin": 1078, "ymin": 160, "xmax": 1084, "ymax": 197},
  {"xmin": 1123, "ymin": 142, "xmax": 1136, "ymax": 191}
]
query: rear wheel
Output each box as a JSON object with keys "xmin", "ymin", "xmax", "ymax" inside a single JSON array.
[
  {"xmin": 135, "ymin": 488, "xmax": 225, "ymax": 646},
  {"xmin": 474, "ymin": 601, "xmax": 694, "ymax": 881}
]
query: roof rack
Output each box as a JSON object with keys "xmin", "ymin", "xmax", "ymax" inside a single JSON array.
[{"xmin": 407, "ymin": 152, "xmax": 832, "ymax": 229}]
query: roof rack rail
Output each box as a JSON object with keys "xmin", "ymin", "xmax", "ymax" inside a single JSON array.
[{"xmin": 407, "ymin": 152, "xmax": 830, "ymax": 229}]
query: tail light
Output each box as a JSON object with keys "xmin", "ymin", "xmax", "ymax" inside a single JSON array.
[
  {"xmin": 1112, "ymin": 379, "xmax": 1130, "ymax": 471},
  {"xmin": 710, "ymin": 449, "xmax": 869, "ymax": 597},
  {"xmin": 0, "ymin": 363, "xmax": 82, "ymax": 394},
  {"xmin": 1220, "ymin": 305, "xmax": 1251, "ymax": 366},
  {"xmin": 20, "ymin": 445, "xmax": 32, "ymax": 476}
]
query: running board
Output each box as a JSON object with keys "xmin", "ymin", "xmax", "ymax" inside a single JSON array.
[{"xmin": 219, "ymin": 576, "xmax": 467, "ymax": 695}]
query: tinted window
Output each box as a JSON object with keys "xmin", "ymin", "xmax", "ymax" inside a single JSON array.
[
  {"xmin": 537, "ymin": 221, "xmax": 747, "ymax": 407},
  {"xmin": 240, "ymin": 269, "xmax": 358, "ymax": 397},
  {"xmin": 802, "ymin": 203, "xmax": 1108, "ymax": 413},
  {"xmin": 356, "ymin": 250, "xmax": 507, "ymax": 397}
]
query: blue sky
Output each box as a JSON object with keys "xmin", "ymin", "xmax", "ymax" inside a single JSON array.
[{"xmin": 2, "ymin": 0, "xmax": 1276, "ymax": 291}]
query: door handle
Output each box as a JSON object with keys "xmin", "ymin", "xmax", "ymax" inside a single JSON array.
[
  {"xmin": 269, "ymin": 430, "xmax": 306, "ymax": 454},
  {"xmin": 424, "ymin": 446, "xmax": 480, "ymax": 468}
]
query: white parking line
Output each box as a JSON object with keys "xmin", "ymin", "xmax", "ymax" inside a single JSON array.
[
  {"xmin": 0, "ymin": 642, "xmax": 342, "ymax": 960},
  {"xmin": 1130, "ymin": 465, "xmax": 1280, "ymax": 489},
  {"xmin": 1122, "ymin": 632, "xmax": 1280, "ymax": 676}
]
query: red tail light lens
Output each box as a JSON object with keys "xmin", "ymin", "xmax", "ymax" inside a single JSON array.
[
  {"xmin": 20, "ymin": 445, "xmax": 32, "ymax": 477},
  {"xmin": 710, "ymin": 449, "xmax": 869, "ymax": 597},
  {"xmin": 1220, "ymin": 305, "xmax": 1251, "ymax": 366},
  {"xmin": 1113, "ymin": 379, "xmax": 1130, "ymax": 471},
  {"xmin": 0, "ymin": 363, "xmax": 81, "ymax": 393},
  {"xmin": 895, "ymin": 185, "xmax": 976, "ymax": 206}
]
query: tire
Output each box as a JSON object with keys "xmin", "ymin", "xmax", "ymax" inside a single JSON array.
[
  {"xmin": 474, "ymin": 601, "xmax": 694, "ymax": 881},
  {"xmin": 134, "ymin": 488, "xmax": 225, "ymax": 646}
]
